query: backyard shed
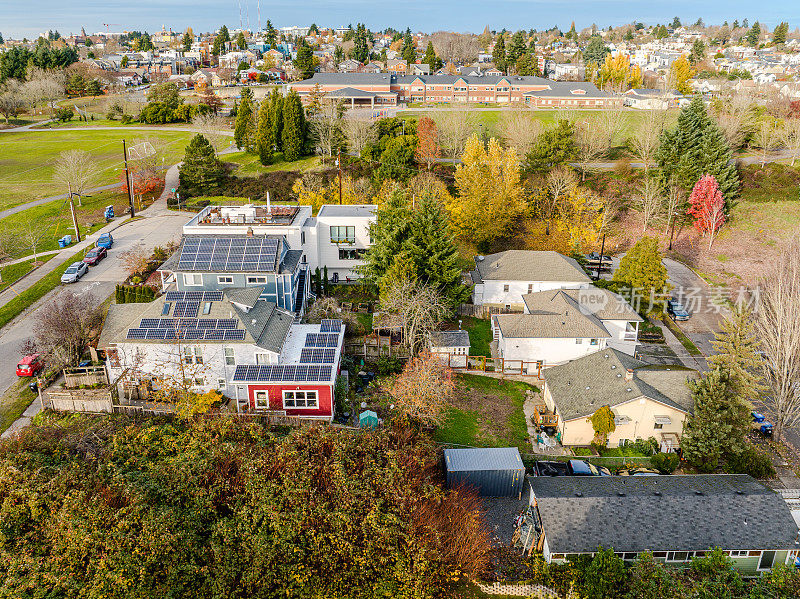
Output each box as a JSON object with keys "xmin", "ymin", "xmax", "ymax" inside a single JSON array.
[{"xmin": 444, "ymin": 447, "xmax": 526, "ymax": 497}]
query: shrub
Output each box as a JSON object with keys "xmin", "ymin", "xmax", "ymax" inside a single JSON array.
[
  {"xmin": 376, "ymin": 355, "xmax": 404, "ymax": 375},
  {"xmin": 55, "ymin": 107, "xmax": 73, "ymax": 122},
  {"xmin": 724, "ymin": 445, "xmax": 776, "ymax": 479},
  {"xmin": 650, "ymin": 452, "xmax": 679, "ymax": 474}
]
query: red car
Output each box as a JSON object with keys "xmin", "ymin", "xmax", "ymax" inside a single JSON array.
[
  {"xmin": 16, "ymin": 354, "xmax": 44, "ymax": 377},
  {"xmin": 83, "ymin": 246, "xmax": 107, "ymax": 266}
]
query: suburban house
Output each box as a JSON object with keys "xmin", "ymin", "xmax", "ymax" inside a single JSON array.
[
  {"xmin": 98, "ymin": 289, "xmax": 345, "ymax": 420},
  {"xmin": 161, "ymin": 203, "xmax": 376, "ymax": 289},
  {"xmin": 288, "ymin": 73, "xmax": 620, "ymax": 108},
  {"xmin": 471, "ymin": 250, "xmax": 592, "ymax": 310},
  {"xmin": 539, "ymin": 349, "xmax": 696, "ymax": 449},
  {"xmin": 527, "ymin": 475, "xmax": 800, "ymax": 574}
]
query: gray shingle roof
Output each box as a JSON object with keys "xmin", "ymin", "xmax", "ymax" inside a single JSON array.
[
  {"xmin": 530, "ymin": 475, "xmax": 799, "ymax": 554},
  {"xmin": 494, "ymin": 290, "xmax": 611, "ymax": 340},
  {"xmin": 558, "ymin": 288, "xmax": 643, "ymax": 322},
  {"xmin": 542, "ymin": 349, "xmax": 696, "ymax": 420},
  {"xmin": 233, "ymin": 298, "xmax": 293, "ymax": 353},
  {"xmin": 226, "ymin": 287, "xmax": 263, "ymax": 309},
  {"xmin": 474, "ymin": 250, "xmax": 591, "ymax": 283},
  {"xmin": 431, "ymin": 330, "xmax": 470, "ymax": 348}
]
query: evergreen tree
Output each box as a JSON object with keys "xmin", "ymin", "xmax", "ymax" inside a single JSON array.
[
  {"xmin": 708, "ymin": 305, "xmax": 764, "ymax": 402},
  {"xmin": 671, "ymin": 17, "xmax": 681, "ymax": 29},
  {"xmin": 773, "ymin": 22, "xmax": 789, "ymax": 45},
  {"xmin": 265, "ymin": 20, "xmax": 277, "ymax": 47},
  {"xmin": 583, "ymin": 35, "xmax": 609, "ymax": 66},
  {"xmin": 401, "ymin": 28, "xmax": 416, "ymax": 64},
  {"xmin": 681, "ymin": 367, "xmax": 751, "ymax": 471},
  {"xmin": 294, "ymin": 42, "xmax": 315, "ymax": 79},
  {"xmin": 255, "ymin": 98, "xmax": 274, "ymax": 165},
  {"xmin": 219, "ymin": 25, "xmax": 230, "ymax": 44},
  {"xmin": 655, "ymin": 97, "xmax": 739, "ymax": 211},
  {"xmin": 178, "ymin": 134, "xmax": 225, "ymax": 196},
  {"xmin": 507, "ymin": 31, "xmax": 526, "ymax": 66},
  {"xmin": 182, "ymin": 31, "xmax": 192, "ymax": 52},
  {"xmin": 353, "ymin": 23, "xmax": 370, "ymax": 63},
  {"xmin": 747, "ymin": 21, "xmax": 761, "ymax": 46},
  {"xmin": 742, "ymin": 18, "xmax": 749, "ymax": 29},
  {"xmin": 234, "ymin": 88, "xmax": 255, "ymax": 151},
  {"xmin": 281, "ymin": 90, "xmax": 305, "ymax": 161},
  {"xmin": 492, "ymin": 35, "xmax": 506, "ymax": 73},
  {"xmin": 612, "ymin": 236, "xmax": 669, "ymax": 313},
  {"xmin": 584, "ymin": 547, "xmax": 627, "ymax": 599},
  {"xmin": 525, "ymin": 119, "xmax": 577, "ymax": 171},
  {"xmin": 236, "ymin": 31, "xmax": 247, "ymax": 50},
  {"xmin": 423, "ymin": 42, "xmax": 438, "ymax": 72},
  {"xmin": 269, "ymin": 88, "xmax": 284, "ymax": 152}
]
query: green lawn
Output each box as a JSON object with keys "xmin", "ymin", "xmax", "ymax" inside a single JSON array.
[
  {"xmin": 435, "ymin": 373, "xmax": 537, "ymax": 450},
  {"xmin": 0, "ymin": 189, "xmax": 133, "ymax": 259},
  {"xmin": 460, "ymin": 317, "xmax": 491, "ymax": 356},
  {"xmin": 0, "ymin": 255, "xmax": 55, "ymax": 293},
  {"xmin": 0, "ymin": 379, "xmax": 37, "ymax": 434},
  {"xmin": 0, "ymin": 129, "xmax": 193, "ymax": 211},
  {"xmin": 662, "ymin": 318, "xmax": 703, "ymax": 356},
  {"xmin": 221, "ymin": 151, "xmax": 321, "ymax": 176},
  {"xmin": 398, "ymin": 108, "xmax": 678, "ymax": 146}
]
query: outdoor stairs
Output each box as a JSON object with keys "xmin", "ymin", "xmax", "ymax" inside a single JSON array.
[{"xmin": 293, "ymin": 269, "xmax": 306, "ymax": 322}]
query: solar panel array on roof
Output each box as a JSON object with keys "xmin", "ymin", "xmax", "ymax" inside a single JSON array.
[
  {"xmin": 232, "ymin": 364, "xmax": 333, "ymax": 382},
  {"xmin": 320, "ymin": 319, "xmax": 343, "ymax": 333},
  {"xmin": 164, "ymin": 290, "xmax": 223, "ymax": 302},
  {"xmin": 126, "ymin": 327, "xmax": 245, "ymax": 341},
  {"xmin": 299, "ymin": 347, "xmax": 337, "ymax": 363},
  {"xmin": 138, "ymin": 318, "xmax": 238, "ymax": 329},
  {"xmin": 177, "ymin": 237, "xmax": 280, "ymax": 272},
  {"xmin": 304, "ymin": 333, "xmax": 339, "ymax": 347},
  {"xmin": 173, "ymin": 301, "xmax": 199, "ymax": 318}
]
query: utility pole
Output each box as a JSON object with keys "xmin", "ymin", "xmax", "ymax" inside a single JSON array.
[
  {"xmin": 67, "ymin": 182, "xmax": 81, "ymax": 243},
  {"xmin": 594, "ymin": 233, "xmax": 606, "ymax": 281},
  {"xmin": 122, "ymin": 139, "xmax": 136, "ymax": 217},
  {"xmin": 337, "ymin": 148, "xmax": 342, "ymax": 204}
]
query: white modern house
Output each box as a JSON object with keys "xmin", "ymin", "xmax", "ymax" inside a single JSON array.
[
  {"xmin": 491, "ymin": 287, "xmax": 641, "ymax": 368},
  {"xmin": 470, "ymin": 251, "xmax": 592, "ymax": 310}
]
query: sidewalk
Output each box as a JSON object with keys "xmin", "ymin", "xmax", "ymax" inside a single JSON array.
[{"xmin": 658, "ymin": 319, "xmax": 707, "ymax": 371}]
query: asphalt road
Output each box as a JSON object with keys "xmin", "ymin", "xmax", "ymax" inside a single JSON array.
[{"xmin": 0, "ymin": 175, "xmax": 187, "ymax": 438}]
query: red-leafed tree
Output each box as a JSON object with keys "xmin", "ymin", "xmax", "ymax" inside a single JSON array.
[
  {"xmin": 415, "ymin": 116, "xmax": 441, "ymax": 170},
  {"xmin": 687, "ymin": 173, "xmax": 726, "ymax": 249}
]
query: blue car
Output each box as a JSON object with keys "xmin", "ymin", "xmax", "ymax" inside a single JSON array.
[
  {"xmin": 751, "ymin": 411, "xmax": 766, "ymax": 423},
  {"xmin": 667, "ymin": 298, "xmax": 690, "ymax": 321},
  {"xmin": 96, "ymin": 233, "xmax": 114, "ymax": 249}
]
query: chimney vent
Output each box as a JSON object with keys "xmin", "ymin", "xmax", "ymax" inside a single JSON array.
[
  {"xmin": 246, "ymin": 227, "xmax": 254, "ymax": 237},
  {"xmin": 625, "ymin": 368, "xmax": 634, "ymax": 382}
]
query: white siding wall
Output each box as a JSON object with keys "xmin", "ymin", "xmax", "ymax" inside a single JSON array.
[
  {"xmin": 307, "ymin": 212, "xmax": 374, "ymax": 280},
  {"xmin": 477, "ymin": 279, "xmax": 591, "ymax": 308},
  {"xmin": 602, "ymin": 319, "xmax": 639, "ymax": 356},
  {"xmin": 496, "ymin": 331, "xmax": 607, "ymax": 366}
]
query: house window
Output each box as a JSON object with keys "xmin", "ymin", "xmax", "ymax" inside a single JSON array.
[
  {"xmin": 283, "ymin": 390, "xmax": 318, "ymax": 408},
  {"xmin": 254, "ymin": 390, "xmax": 269, "ymax": 409},
  {"xmin": 590, "ymin": 339, "xmax": 599, "ymax": 346},
  {"xmin": 654, "ymin": 423, "xmax": 663, "ymax": 430},
  {"xmin": 339, "ymin": 248, "xmax": 366, "ymax": 260},
  {"xmin": 217, "ymin": 378, "xmax": 226, "ymax": 389},
  {"xmin": 183, "ymin": 346, "xmax": 203, "ymax": 364},
  {"xmin": 247, "ymin": 276, "xmax": 267, "ymax": 284},
  {"xmin": 758, "ymin": 551, "xmax": 775, "ymax": 570},
  {"xmin": 218, "ymin": 276, "xmax": 234, "ymax": 285},
  {"xmin": 330, "ymin": 226, "xmax": 356, "ymax": 243},
  {"xmin": 576, "ymin": 338, "xmax": 583, "ymax": 344},
  {"xmin": 730, "ymin": 550, "xmax": 749, "ymax": 558},
  {"xmin": 503, "ymin": 284, "xmax": 510, "ymax": 292},
  {"xmin": 528, "ymin": 284, "xmax": 533, "ymax": 294},
  {"xmin": 183, "ymin": 273, "xmax": 203, "ymax": 286},
  {"xmin": 255, "ymin": 352, "xmax": 270, "ymax": 365},
  {"xmin": 224, "ymin": 347, "xmax": 235, "ymax": 366},
  {"xmin": 301, "ymin": 231, "xmax": 306, "ymax": 244},
  {"xmin": 666, "ymin": 552, "xmax": 689, "ymax": 562}
]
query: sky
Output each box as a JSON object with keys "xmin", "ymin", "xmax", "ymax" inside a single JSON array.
[{"xmin": 2, "ymin": 0, "xmax": 799, "ymax": 39}]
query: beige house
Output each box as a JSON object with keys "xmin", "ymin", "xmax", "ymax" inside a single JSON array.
[{"xmin": 540, "ymin": 349, "xmax": 697, "ymax": 451}]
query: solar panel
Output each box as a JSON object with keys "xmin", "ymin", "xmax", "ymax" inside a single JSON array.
[
  {"xmin": 282, "ymin": 365, "xmax": 297, "ymax": 381},
  {"xmin": 299, "ymin": 347, "xmax": 336, "ymax": 363},
  {"xmin": 216, "ymin": 318, "xmax": 238, "ymax": 329},
  {"xmin": 319, "ymin": 365, "xmax": 333, "ymax": 380},
  {"xmin": 204, "ymin": 291, "xmax": 223, "ymax": 301},
  {"xmin": 174, "ymin": 302, "xmax": 199, "ymax": 318},
  {"xmin": 295, "ymin": 364, "xmax": 309, "ymax": 381},
  {"xmin": 203, "ymin": 329, "xmax": 225, "ymax": 340},
  {"xmin": 140, "ymin": 318, "xmax": 161, "ymax": 328},
  {"xmin": 305, "ymin": 333, "xmax": 338, "ymax": 348},
  {"xmin": 177, "ymin": 237, "xmax": 281, "ymax": 272},
  {"xmin": 323, "ymin": 348, "xmax": 336, "ymax": 363},
  {"xmin": 195, "ymin": 319, "xmax": 217, "ymax": 329},
  {"xmin": 256, "ymin": 365, "xmax": 272, "ymax": 381},
  {"xmin": 146, "ymin": 328, "xmax": 167, "ymax": 340},
  {"xmin": 165, "ymin": 291, "xmax": 184, "ymax": 302},
  {"xmin": 320, "ymin": 319, "xmax": 343, "ymax": 333},
  {"xmin": 223, "ymin": 330, "xmax": 246, "ymax": 340},
  {"xmin": 231, "ymin": 364, "xmax": 333, "ymax": 382},
  {"xmin": 184, "ymin": 329, "xmax": 205, "ymax": 339},
  {"xmin": 126, "ymin": 328, "xmax": 147, "ymax": 339}
]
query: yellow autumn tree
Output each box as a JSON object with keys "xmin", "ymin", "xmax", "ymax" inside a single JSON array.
[
  {"xmin": 597, "ymin": 53, "xmax": 641, "ymax": 92},
  {"xmin": 669, "ymin": 55, "xmax": 695, "ymax": 95},
  {"xmin": 557, "ymin": 187, "xmax": 606, "ymax": 251},
  {"xmin": 449, "ymin": 135, "xmax": 525, "ymax": 248},
  {"xmin": 292, "ymin": 174, "xmax": 368, "ymax": 213}
]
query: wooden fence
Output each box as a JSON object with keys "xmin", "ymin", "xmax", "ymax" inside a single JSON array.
[
  {"xmin": 63, "ymin": 365, "xmax": 108, "ymax": 389},
  {"xmin": 432, "ymin": 352, "xmax": 544, "ymax": 378},
  {"xmin": 41, "ymin": 389, "xmax": 114, "ymax": 413},
  {"xmin": 457, "ymin": 304, "xmax": 521, "ymax": 319}
]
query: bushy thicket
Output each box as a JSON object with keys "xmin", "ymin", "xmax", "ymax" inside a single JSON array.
[{"xmin": 0, "ymin": 416, "xmax": 490, "ymax": 599}]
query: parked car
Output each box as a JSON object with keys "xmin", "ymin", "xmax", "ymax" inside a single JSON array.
[
  {"xmin": 667, "ymin": 298, "xmax": 690, "ymax": 321},
  {"xmin": 751, "ymin": 411, "xmax": 766, "ymax": 423},
  {"xmin": 617, "ymin": 467, "xmax": 660, "ymax": 476},
  {"xmin": 82, "ymin": 246, "xmax": 107, "ymax": 266},
  {"xmin": 533, "ymin": 459, "xmax": 611, "ymax": 477},
  {"xmin": 96, "ymin": 233, "xmax": 114, "ymax": 249},
  {"xmin": 61, "ymin": 261, "xmax": 88, "ymax": 284},
  {"xmin": 16, "ymin": 353, "xmax": 44, "ymax": 377}
]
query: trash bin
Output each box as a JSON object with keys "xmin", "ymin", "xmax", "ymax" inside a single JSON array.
[
  {"xmin": 57, "ymin": 238, "xmax": 66, "ymax": 248},
  {"xmin": 104, "ymin": 205, "xmax": 115, "ymax": 220},
  {"xmin": 62, "ymin": 235, "xmax": 72, "ymax": 246}
]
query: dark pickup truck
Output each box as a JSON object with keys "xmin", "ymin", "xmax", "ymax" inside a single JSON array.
[{"xmin": 533, "ymin": 459, "xmax": 611, "ymax": 477}]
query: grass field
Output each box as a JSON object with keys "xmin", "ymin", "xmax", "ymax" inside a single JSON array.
[
  {"xmin": 0, "ymin": 255, "xmax": 55, "ymax": 293},
  {"xmin": 0, "ymin": 189, "xmax": 135, "ymax": 258},
  {"xmin": 398, "ymin": 108, "xmax": 678, "ymax": 146},
  {"xmin": 434, "ymin": 373, "xmax": 537, "ymax": 450},
  {"xmin": 0, "ymin": 129, "xmax": 194, "ymax": 211},
  {"xmin": 221, "ymin": 151, "xmax": 321, "ymax": 176},
  {"xmin": 0, "ymin": 379, "xmax": 37, "ymax": 434}
]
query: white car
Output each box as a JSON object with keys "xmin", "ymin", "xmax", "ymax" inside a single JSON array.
[{"xmin": 61, "ymin": 261, "xmax": 88, "ymax": 284}]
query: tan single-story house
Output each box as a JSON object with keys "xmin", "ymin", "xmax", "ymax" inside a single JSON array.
[{"xmin": 540, "ymin": 349, "xmax": 697, "ymax": 451}]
